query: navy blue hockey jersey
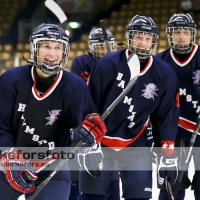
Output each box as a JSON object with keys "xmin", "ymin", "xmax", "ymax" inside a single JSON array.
[
  {"xmin": 156, "ymin": 44, "xmax": 200, "ymax": 142},
  {"xmin": 89, "ymin": 49, "xmax": 180, "ymax": 150},
  {"xmin": 0, "ymin": 65, "xmax": 93, "ymax": 148},
  {"xmin": 70, "ymin": 53, "xmax": 96, "ymax": 84}
]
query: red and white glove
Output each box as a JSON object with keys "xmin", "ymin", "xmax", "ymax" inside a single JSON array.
[
  {"xmin": 0, "ymin": 148, "xmax": 38, "ymax": 193},
  {"xmin": 71, "ymin": 113, "xmax": 107, "ymax": 150},
  {"xmin": 80, "ymin": 71, "xmax": 90, "ymax": 85}
]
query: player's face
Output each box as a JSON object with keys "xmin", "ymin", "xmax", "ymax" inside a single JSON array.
[
  {"xmin": 37, "ymin": 40, "xmax": 63, "ymax": 66},
  {"xmin": 94, "ymin": 43, "xmax": 114, "ymax": 58},
  {"xmin": 132, "ymin": 32, "xmax": 153, "ymax": 52},
  {"xmin": 171, "ymin": 27, "xmax": 192, "ymax": 48}
]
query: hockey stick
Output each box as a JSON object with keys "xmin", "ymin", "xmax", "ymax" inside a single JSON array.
[
  {"xmin": 27, "ymin": 53, "xmax": 140, "ymax": 200},
  {"xmin": 172, "ymin": 112, "xmax": 200, "ymax": 198},
  {"xmin": 99, "ymin": 20, "xmax": 111, "ymax": 54},
  {"xmin": 44, "ymin": 0, "xmax": 67, "ymax": 30},
  {"xmin": 101, "ymin": 53, "xmax": 140, "ymax": 120},
  {"xmin": 165, "ymin": 177, "xmax": 174, "ymax": 200}
]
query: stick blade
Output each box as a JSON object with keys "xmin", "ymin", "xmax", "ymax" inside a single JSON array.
[{"xmin": 45, "ymin": 0, "xmax": 67, "ymax": 24}]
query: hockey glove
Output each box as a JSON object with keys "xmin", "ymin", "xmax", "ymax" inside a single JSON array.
[
  {"xmin": 78, "ymin": 144, "xmax": 103, "ymax": 178},
  {"xmin": 0, "ymin": 148, "xmax": 38, "ymax": 193},
  {"xmin": 80, "ymin": 71, "xmax": 90, "ymax": 85},
  {"xmin": 157, "ymin": 151, "xmax": 178, "ymax": 186},
  {"xmin": 71, "ymin": 113, "xmax": 107, "ymax": 150}
]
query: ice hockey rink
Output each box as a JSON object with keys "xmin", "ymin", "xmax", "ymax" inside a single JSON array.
[{"xmin": 18, "ymin": 158, "xmax": 195, "ymax": 200}]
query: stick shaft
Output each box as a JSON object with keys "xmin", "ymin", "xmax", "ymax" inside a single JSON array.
[
  {"xmin": 101, "ymin": 75, "xmax": 138, "ymax": 120},
  {"xmin": 99, "ymin": 20, "xmax": 111, "ymax": 53},
  {"xmin": 27, "ymin": 139, "xmax": 83, "ymax": 200},
  {"xmin": 173, "ymin": 112, "xmax": 200, "ymax": 198}
]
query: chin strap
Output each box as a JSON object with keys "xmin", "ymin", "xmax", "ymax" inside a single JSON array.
[
  {"xmin": 23, "ymin": 56, "xmax": 61, "ymax": 75},
  {"xmin": 173, "ymin": 45, "xmax": 193, "ymax": 55},
  {"xmin": 23, "ymin": 56, "xmax": 35, "ymax": 65},
  {"xmin": 117, "ymin": 42, "xmax": 128, "ymax": 47}
]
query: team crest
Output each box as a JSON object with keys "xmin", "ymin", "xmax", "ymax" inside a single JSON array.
[
  {"xmin": 45, "ymin": 110, "xmax": 62, "ymax": 126},
  {"xmin": 141, "ymin": 83, "xmax": 159, "ymax": 100},
  {"xmin": 192, "ymin": 70, "xmax": 200, "ymax": 85}
]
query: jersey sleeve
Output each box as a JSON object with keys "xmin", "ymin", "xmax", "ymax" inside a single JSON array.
[
  {"xmin": 71, "ymin": 56, "xmax": 89, "ymax": 83},
  {"xmin": 88, "ymin": 58, "xmax": 117, "ymax": 114},
  {"xmin": 70, "ymin": 56, "xmax": 82, "ymax": 75},
  {"xmin": 0, "ymin": 72, "xmax": 16, "ymax": 147},
  {"xmin": 150, "ymin": 65, "xmax": 180, "ymax": 152},
  {"xmin": 57, "ymin": 79, "xmax": 94, "ymax": 147}
]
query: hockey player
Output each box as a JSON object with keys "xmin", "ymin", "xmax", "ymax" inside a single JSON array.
[
  {"xmin": 78, "ymin": 15, "xmax": 180, "ymax": 200},
  {"xmin": 156, "ymin": 13, "xmax": 200, "ymax": 200},
  {"xmin": 70, "ymin": 27, "xmax": 117, "ymax": 83},
  {"xmin": 69, "ymin": 28, "xmax": 120, "ymax": 200},
  {"xmin": 0, "ymin": 23, "xmax": 107, "ymax": 200}
]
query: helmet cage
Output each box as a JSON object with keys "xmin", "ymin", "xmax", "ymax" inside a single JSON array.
[
  {"xmin": 166, "ymin": 13, "xmax": 197, "ymax": 54},
  {"xmin": 126, "ymin": 30, "xmax": 158, "ymax": 59},
  {"xmin": 89, "ymin": 40, "xmax": 116, "ymax": 59},
  {"xmin": 88, "ymin": 28, "xmax": 116, "ymax": 59},
  {"xmin": 30, "ymin": 37, "xmax": 70, "ymax": 75},
  {"xmin": 166, "ymin": 26, "xmax": 197, "ymax": 54}
]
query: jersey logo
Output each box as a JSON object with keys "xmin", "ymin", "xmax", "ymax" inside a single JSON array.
[
  {"xmin": 192, "ymin": 70, "xmax": 200, "ymax": 85},
  {"xmin": 45, "ymin": 110, "xmax": 62, "ymax": 126},
  {"xmin": 141, "ymin": 83, "xmax": 158, "ymax": 100}
]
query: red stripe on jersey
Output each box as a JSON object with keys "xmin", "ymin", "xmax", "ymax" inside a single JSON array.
[
  {"xmin": 33, "ymin": 71, "xmax": 61, "ymax": 98},
  {"xmin": 171, "ymin": 44, "xmax": 197, "ymax": 66},
  {"xmin": 101, "ymin": 121, "xmax": 150, "ymax": 150},
  {"xmin": 179, "ymin": 117, "xmax": 200, "ymax": 134},
  {"xmin": 140, "ymin": 57, "xmax": 151, "ymax": 74},
  {"xmin": 175, "ymin": 92, "xmax": 180, "ymax": 107}
]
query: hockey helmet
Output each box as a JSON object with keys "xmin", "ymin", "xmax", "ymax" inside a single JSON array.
[{"xmin": 29, "ymin": 23, "xmax": 70, "ymax": 75}]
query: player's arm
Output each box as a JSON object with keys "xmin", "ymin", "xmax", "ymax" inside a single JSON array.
[
  {"xmin": 71, "ymin": 56, "xmax": 89, "ymax": 83},
  {"xmin": 150, "ymin": 64, "xmax": 180, "ymax": 186},
  {"xmin": 0, "ymin": 148, "xmax": 38, "ymax": 193},
  {"xmin": 150, "ymin": 65, "xmax": 179, "ymax": 152},
  {"xmin": 0, "ymin": 71, "xmax": 16, "ymax": 147},
  {"xmin": 71, "ymin": 84, "xmax": 106, "ymax": 148},
  {"xmin": 88, "ymin": 57, "xmax": 117, "ymax": 113},
  {"xmin": 0, "ymin": 72, "xmax": 46, "ymax": 192}
]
